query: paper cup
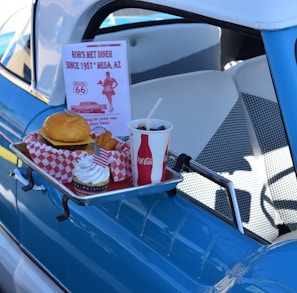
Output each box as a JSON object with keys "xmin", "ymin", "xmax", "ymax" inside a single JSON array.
[{"xmin": 128, "ymin": 119, "xmax": 173, "ymax": 186}]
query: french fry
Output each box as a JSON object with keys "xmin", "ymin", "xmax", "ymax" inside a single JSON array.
[
  {"xmin": 103, "ymin": 138, "xmax": 118, "ymax": 150},
  {"xmin": 102, "ymin": 130, "xmax": 112, "ymax": 145},
  {"xmin": 96, "ymin": 130, "xmax": 118, "ymax": 150},
  {"xmin": 96, "ymin": 133, "xmax": 105, "ymax": 146}
]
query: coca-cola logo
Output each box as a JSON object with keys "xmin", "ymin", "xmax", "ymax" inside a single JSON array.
[{"xmin": 137, "ymin": 157, "xmax": 153, "ymax": 165}]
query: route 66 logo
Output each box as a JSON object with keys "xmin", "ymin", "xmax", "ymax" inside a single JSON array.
[{"xmin": 73, "ymin": 81, "xmax": 88, "ymax": 95}]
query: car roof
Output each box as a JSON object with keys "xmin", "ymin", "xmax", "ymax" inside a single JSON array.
[{"xmin": 142, "ymin": 0, "xmax": 297, "ymax": 30}]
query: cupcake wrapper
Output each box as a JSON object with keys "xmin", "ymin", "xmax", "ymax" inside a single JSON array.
[{"xmin": 73, "ymin": 181, "xmax": 109, "ymax": 195}]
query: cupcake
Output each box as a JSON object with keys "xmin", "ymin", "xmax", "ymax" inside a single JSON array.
[{"xmin": 72, "ymin": 155, "xmax": 110, "ymax": 195}]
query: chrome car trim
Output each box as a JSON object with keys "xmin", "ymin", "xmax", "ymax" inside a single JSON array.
[
  {"xmin": 0, "ymin": 66, "xmax": 49, "ymax": 104},
  {"xmin": 169, "ymin": 150, "xmax": 244, "ymax": 234},
  {"xmin": 10, "ymin": 168, "xmax": 47, "ymax": 191}
]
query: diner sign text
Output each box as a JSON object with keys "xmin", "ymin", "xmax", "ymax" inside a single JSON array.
[{"xmin": 62, "ymin": 41, "xmax": 131, "ymax": 137}]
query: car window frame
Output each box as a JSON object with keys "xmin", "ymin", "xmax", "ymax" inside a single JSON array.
[{"xmin": 0, "ymin": 5, "xmax": 32, "ymax": 84}]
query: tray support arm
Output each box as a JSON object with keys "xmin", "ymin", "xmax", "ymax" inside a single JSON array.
[{"xmin": 56, "ymin": 195, "xmax": 70, "ymax": 222}]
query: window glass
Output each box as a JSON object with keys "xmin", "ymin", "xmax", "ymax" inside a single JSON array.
[
  {"xmin": 101, "ymin": 8, "xmax": 180, "ymax": 28},
  {"xmin": 94, "ymin": 8, "xmax": 221, "ymax": 83},
  {"xmin": 0, "ymin": 5, "xmax": 31, "ymax": 83}
]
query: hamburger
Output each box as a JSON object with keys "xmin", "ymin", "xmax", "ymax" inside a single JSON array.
[{"xmin": 42, "ymin": 110, "xmax": 90, "ymax": 142}]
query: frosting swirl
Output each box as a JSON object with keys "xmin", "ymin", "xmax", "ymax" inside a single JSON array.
[{"xmin": 73, "ymin": 155, "xmax": 110, "ymax": 185}]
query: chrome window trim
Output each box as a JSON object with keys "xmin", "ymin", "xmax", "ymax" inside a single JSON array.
[{"xmin": 0, "ymin": 66, "xmax": 49, "ymax": 104}]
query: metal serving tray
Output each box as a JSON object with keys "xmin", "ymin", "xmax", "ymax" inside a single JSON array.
[{"xmin": 10, "ymin": 142, "xmax": 183, "ymax": 207}]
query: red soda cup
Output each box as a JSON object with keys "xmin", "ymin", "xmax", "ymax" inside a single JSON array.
[{"xmin": 128, "ymin": 119, "xmax": 173, "ymax": 186}]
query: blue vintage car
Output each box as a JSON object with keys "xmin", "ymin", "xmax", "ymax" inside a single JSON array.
[{"xmin": 1, "ymin": 0, "xmax": 297, "ymax": 292}]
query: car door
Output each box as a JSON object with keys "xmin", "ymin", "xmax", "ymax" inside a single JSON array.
[
  {"xmin": 3, "ymin": 4, "xmax": 201, "ymax": 291},
  {"xmin": 0, "ymin": 4, "xmax": 35, "ymax": 239},
  {"xmin": 0, "ymin": 4, "xmax": 72, "ymax": 290}
]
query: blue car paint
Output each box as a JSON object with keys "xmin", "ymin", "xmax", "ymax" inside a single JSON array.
[
  {"xmin": 219, "ymin": 241, "xmax": 297, "ymax": 292},
  {"xmin": 0, "ymin": 76, "xmax": 261, "ymax": 290},
  {"xmin": 262, "ymin": 27, "xmax": 297, "ymax": 169},
  {"xmin": 0, "ymin": 74, "xmax": 64, "ymax": 240},
  {"xmin": 16, "ymin": 179, "xmax": 261, "ymax": 291}
]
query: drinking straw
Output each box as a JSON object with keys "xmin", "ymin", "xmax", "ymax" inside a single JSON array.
[{"xmin": 146, "ymin": 97, "xmax": 162, "ymax": 130}]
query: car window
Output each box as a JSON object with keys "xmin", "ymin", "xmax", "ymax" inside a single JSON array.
[
  {"xmin": 100, "ymin": 8, "xmax": 181, "ymax": 28},
  {"xmin": 0, "ymin": 5, "xmax": 31, "ymax": 83},
  {"xmin": 91, "ymin": 7, "xmax": 222, "ymax": 84}
]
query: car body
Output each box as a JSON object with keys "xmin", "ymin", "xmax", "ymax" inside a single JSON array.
[{"xmin": 1, "ymin": 0, "xmax": 297, "ymax": 292}]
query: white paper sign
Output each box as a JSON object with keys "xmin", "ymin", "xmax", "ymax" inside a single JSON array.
[{"xmin": 62, "ymin": 40, "xmax": 131, "ymax": 137}]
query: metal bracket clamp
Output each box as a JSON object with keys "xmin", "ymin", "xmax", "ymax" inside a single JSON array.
[
  {"xmin": 9, "ymin": 167, "xmax": 46, "ymax": 192},
  {"xmin": 166, "ymin": 153, "xmax": 192, "ymax": 196},
  {"xmin": 56, "ymin": 195, "xmax": 70, "ymax": 222},
  {"xmin": 173, "ymin": 153, "xmax": 192, "ymax": 172},
  {"xmin": 22, "ymin": 167, "xmax": 35, "ymax": 192}
]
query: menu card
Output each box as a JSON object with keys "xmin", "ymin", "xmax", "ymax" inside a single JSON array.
[{"xmin": 62, "ymin": 40, "xmax": 131, "ymax": 137}]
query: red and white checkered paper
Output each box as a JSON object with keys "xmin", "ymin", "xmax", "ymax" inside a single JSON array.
[
  {"xmin": 108, "ymin": 142, "xmax": 132, "ymax": 182},
  {"xmin": 23, "ymin": 132, "xmax": 87, "ymax": 183},
  {"xmin": 24, "ymin": 132, "xmax": 131, "ymax": 184}
]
